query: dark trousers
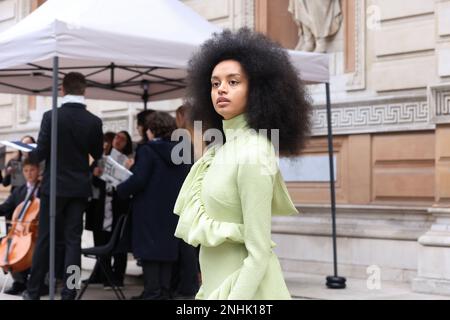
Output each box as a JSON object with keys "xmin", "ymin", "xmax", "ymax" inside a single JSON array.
[
  {"xmin": 171, "ymin": 241, "xmax": 199, "ymax": 297},
  {"xmin": 11, "ymin": 270, "xmax": 29, "ymax": 285},
  {"xmin": 27, "ymin": 196, "xmax": 87, "ymax": 298},
  {"xmin": 93, "ymin": 230, "xmax": 127, "ymax": 285},
  {"xmin": 142, "ymin": 260, "xmax": 172, "ymax": 300}
]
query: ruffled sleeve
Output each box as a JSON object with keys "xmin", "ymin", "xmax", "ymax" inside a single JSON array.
[{"xmin": 174, "ymin": 146, "xmax": 245, "ymax": 247}]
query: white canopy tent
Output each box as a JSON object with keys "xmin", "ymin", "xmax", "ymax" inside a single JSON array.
[
  {"xmin": 0, "ymin": 0, "xmax": 343, "ymax": 299},
  {"xmin": 0, "ymin": 0, "xmax": 329, "ymax": 104}
]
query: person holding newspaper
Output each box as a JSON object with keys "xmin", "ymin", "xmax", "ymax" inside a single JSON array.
[{"xmin": 85, "ymin": 131, "xmax": 132, "ymax": 289}]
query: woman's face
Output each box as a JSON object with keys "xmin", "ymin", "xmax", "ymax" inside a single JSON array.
[
  {"xmin": 112, "ymin": 132, "xmax": 128, "ymax": 153},
  {"xmin": 211, "ymin": 60, "xmax": 248, "ymax": 120}
]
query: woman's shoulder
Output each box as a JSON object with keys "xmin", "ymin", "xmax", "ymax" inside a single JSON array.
[
  {"xmin": 237, "ymin": 131, "xmax": 276, "ymax": 158},
  {"xmin": 232, "ymin": 132, "xmax": 278, "ymax": 175}
]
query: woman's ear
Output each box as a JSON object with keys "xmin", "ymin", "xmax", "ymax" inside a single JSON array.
[{"xmin": 146, "ymin": 129, "xmax": 154, "ymax": 141}]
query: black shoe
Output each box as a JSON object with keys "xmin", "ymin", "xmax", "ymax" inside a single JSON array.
[
  {"xmin": 172, "ymin": 293, "xmax": 196, "ymax": 300},
  {"xmin": 4, "ymin": 282, "xmax": 26, "ymax": 295},
  {"xmin": 39, "ymin": 285, "xmax": 50, "ymax": 297},
  {"xmin": 60, "ymin": 291, "xmax": 77, "ymax": 300},
  {"xmin": 131, "ymin": 292, "xmax": 164, "ymax": 300},
  {"xmin": 142, "ymin": 293, "xmax": 169, "ymax": 300},
  {"xmin": 130, "ymin": 291, "xmax": 145, "ymax": 300},
  {"xmin": 140, "ymin": 290, "xmax": 169, "ymax": 300},
  {"xmin": 82, "ymin": 277, "xmax": 102, "ymax": 285},
  {"xmin": 22, "ymin": 290, "xmax": 39, "ymax": 300}
]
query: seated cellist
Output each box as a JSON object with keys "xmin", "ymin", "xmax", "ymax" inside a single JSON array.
[{"xmin": 0, "ymin": 157, "xmax": 40, "ymax": 295}]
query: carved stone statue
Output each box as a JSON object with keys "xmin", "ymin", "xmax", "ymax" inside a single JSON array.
[{"xmin": 288, "ymin": 0, "xmax": 343, "ymax": 53}]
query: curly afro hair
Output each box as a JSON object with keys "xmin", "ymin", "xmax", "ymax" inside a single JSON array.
[{"xmin": 186, "ymin": 27, "xmax": 312, "ymax": 156}]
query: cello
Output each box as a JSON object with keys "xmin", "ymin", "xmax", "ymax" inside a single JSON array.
[{"xmin": 0, "ymin": 183, "xmax": 40, "ymax": 273}]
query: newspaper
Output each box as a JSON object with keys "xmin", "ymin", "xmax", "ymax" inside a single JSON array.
[
  {"xmin": 109, "ymin": 148, "xmax": 128, "ymax": 166},
  {"xmin": 0, "ymin": 140, "xmax": 37, "ymax": 152},
  {"xmin": 100, "ymin": 155, "xmax": 133, "ymax": 187}
]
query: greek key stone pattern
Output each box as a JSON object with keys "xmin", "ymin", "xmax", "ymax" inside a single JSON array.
[
  {"xmin": 435, "ymin": 91, "xmax": 450, "ymax": 117},
  {"xmin": 311, "ymin": 101, "xmax": 430, "ymax": 136}
]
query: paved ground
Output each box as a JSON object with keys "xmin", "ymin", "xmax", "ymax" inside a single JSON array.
[
  {"xmin": 1, "ymin": 211, "xmax": 449, "ymax": 300},
  {"xmin": 1, "ymin": 265, "xmax": 450, "ymax": 300},
  {"xmin": 284, "ymin": 272, "xmax": 450, "ymax": 300}
]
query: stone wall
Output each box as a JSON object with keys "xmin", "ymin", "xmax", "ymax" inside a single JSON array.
[{"xmin": 2, "ymin": 0, "xmax": 450, "ymax": 288}]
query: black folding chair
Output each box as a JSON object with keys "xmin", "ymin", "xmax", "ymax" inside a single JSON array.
[{"xmin": 77, "ymin": 214, "xmax": 129, "ymax": 300}]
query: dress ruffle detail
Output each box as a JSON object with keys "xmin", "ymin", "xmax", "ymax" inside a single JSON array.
[{"xmin": 174, "ymin": 146, "xmax": 245, "ymax": 247}]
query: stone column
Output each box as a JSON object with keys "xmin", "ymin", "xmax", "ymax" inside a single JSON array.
[{"xmin": 412, "ymin": 85, "xmax": 450, "ymax": 296}]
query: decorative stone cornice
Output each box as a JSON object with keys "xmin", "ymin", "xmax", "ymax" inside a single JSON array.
[{"xmin": 311, "ymin": 95, "xmax": 432, "ymax": 136}]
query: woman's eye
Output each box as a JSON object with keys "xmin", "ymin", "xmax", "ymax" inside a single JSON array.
[
  {"xmin": 229, "ymin": 80, "xmax": 239, "ymax": 86},
  {"xmin": 211, "ymin": 81, "xmax": 220, "ymax": 88}
]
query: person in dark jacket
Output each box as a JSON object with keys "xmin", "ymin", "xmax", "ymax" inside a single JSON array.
[
  {"xmin": 117, "ymin": 111, "xmax": 190, "ymax": 300},
  {"xmin": 23, "ymin": 72, "xmax": 104, "ymax": 300}
]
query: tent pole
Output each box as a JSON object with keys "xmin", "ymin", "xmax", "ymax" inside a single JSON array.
[
  {"xmin": 141, "ymin": 80, "xmax": 149, "ymax": 110},
  {"xmin": 49, "ymin": 56, "xmax": 59, "ymax": 300},
  {"xmin": 324, "ymin": 82, "xmax": 346, "ymax": 289}
]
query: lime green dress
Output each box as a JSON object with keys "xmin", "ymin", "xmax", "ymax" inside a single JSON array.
[{"xmin": 174, "ymin": 113, "xmax": 298, "ymax": 300}]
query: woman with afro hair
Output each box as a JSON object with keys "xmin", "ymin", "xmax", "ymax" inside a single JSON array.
[{"xmin": 174, "ymin": 28, "xmax": 312, "ymax": 300}]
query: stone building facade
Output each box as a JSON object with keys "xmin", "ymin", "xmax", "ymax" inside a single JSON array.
[{"xmin": 1, "ymin": 0, "xmax": 450, "ymax": 295}]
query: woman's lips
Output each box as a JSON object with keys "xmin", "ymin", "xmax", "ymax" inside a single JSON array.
[
  {"xmin": 217, "ymin": 101, "xmax": 230, "ymax": 107},
  {"xmin": 216, "ymin": 97, "xmax": 230, "ymax": 107}
]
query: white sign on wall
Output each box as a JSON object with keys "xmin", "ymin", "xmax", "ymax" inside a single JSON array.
[{"xmin": 279, "ymin": 155, "xmax": 337, "ymax": 182}]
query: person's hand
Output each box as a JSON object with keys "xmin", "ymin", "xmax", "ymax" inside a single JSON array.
[
  {"xmin": 124, "ymin": 158, "xmax": 134, "ymax": 169},
  {"xmin": 6, "ymin": 166, "xmax": 13, "ymax": 175},
  {"xmin": 93, "ymin": 167, "xmax": 104, "ymax": 177}
]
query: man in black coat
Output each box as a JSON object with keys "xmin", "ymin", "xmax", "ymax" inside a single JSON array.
[
  {"xmin": 23, "ymin": 72, "xmax": 103, "ymax": 300},
  {"xmin": 0, "ymin": 158, "xmax": 40, "ymax": 295}
]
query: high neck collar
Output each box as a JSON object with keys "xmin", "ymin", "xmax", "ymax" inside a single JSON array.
[
  {"xmin": 222, "ymin": 113, "xmax": 248, "ymax": 131},
  {"xmin": 222, "ymin": 113, "xmax": 249, "ymax": 141}
]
